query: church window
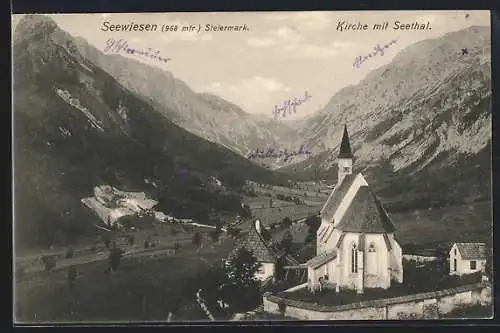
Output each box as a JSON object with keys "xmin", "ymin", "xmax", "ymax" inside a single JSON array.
[
  {"xmin": 368, "ymin": 242, "xmax": 376, "ymax": 252},
  {"xmin": 343, "ymin": 167, "xmax": 350, "ymax": 172},
  {"xmin": 454, "ymin": 249, "xmax": 457, "ymax": 256},
  {"xmin": 470, "ymin": 261, "xmax": 477, "ymax": 270},
  {"xmin": 351, "ymin": 243, "xmax": 358, "ymax": 273}
]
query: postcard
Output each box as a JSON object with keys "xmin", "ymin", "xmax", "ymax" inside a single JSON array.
[{"xmin": 12, "ymin": 10, "xmax": 493, "ymax": 323}]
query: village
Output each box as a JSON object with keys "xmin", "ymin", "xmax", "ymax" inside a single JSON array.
[{"xmin": 14, "ymin": 126, "xmax": 492, "ymax": 321}]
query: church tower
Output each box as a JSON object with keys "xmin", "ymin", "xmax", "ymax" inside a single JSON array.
[{"xmin": 337, "ymin": 125, "xmax": 353, "ymax": 185}]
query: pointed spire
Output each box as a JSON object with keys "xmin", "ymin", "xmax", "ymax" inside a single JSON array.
[{"xmin": 338, "ymin": 124, "xmax": 353, "ymax": 158}]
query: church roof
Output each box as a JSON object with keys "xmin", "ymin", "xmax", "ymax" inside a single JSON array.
[
  {"xmin": 306, "ymin": 250, "xmax": 337, "ymax": 269},
  {"xmin": 455, "ymin": 243, "xmax": 486, "ymax": 260},
  {"xmin": 320, "ymin": 173, "xmax": 356, "ymax": 222},
  {"xmin": 338, "ymin": 125, "xmax": 353, "ymax": 159},
  {"xmin": 336, "ymin": 186, "xmax": 396, "ymax": 233},
  {"xmin": 229, "ymin": 220, "xmax": 281, "ymax": 263}
]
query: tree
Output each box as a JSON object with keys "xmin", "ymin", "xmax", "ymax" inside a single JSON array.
[
  {"xmin": 65, "ymin": 247, "xmax": 74, "ymax": 259},
  {"xmin": 210, "ymin": 230, "xmax": 220, "ymax": 243},
  {"xmin": 223, "ymin": 248, "xmax": 262, "ymax": 312},
  {"xmin": 281, "ymin": 217, "xmax": 292, "ymax": 228},
  {"xmin": 227, "ymin": 226, "xmax": 240, "ymax": 238},
  {"xmin": 279, "ymin": 230, "xmax": 293, "ymax": 254},
  {"xmin": 41, "ymin": 255, "xmax": 56, "ymax": 272},
  {"xmin": 67, "ymin": 266, "xmax": 77, "ymax": 288},
  {"xmin": 108, "ymin": 247, "xmax": 123, "ymax": 271},
  {"xmin": 304, "ymin": 215, "xmax": 321, "ymax": 243},
  {"xmin": 192, "ymin": 231, "xmax": 202, "ymax": 248},
  {"xmin": 260, "ymin": 227, "xmax": 272, "ymax": 242}
]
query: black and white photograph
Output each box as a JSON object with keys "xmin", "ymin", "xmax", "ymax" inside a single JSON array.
[{"xmin": 12, "ymin": 10, "xmax": 493, "ymax": 322}]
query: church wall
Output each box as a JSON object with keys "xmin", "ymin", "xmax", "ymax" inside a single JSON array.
[
  {"xmin": 364, "ymin": 234, "xmax": 390, "ymax": 289},
  {"xmin": 332, "ymin": 175, "xmax": 368, "ymax": 227},
  {"xmin": 338, "ymin": 232, "xmax": 362, "ymax": 290},
  {"xmin": 318, "ymin": 228, "xmax": 340, "ymax": 255},
  {"xmin": 387, "ymin": 234, "xmax": 403, "ymax": 283}
]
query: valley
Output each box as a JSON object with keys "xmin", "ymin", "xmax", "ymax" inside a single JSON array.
[{"xmin": 12, "ymin": 13, "xmax": 492, "ymax": 323}]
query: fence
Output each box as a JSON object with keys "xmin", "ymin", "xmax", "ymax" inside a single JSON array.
[{"xmin": 263, "ymin": 282, "xmax": 492, "ymax": 320}]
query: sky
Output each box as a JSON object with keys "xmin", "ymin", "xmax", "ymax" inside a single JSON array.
[{"xmin": 12, "ymin": 10, "xmax": 490, "ymax": 120}]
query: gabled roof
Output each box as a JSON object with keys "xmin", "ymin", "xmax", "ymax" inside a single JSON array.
[
  {"xmin": 229, "ymin": 220, "xmax": 281, "ymax": 263},
  {"xmin": 455, "ymin": 243, "xmax": 487, "ymax": 260},
  {"xmin": 338, "ymin": 125, "xmax": 353, "ymax": 159},
  {"xmin": 336, "ymin": 186, "xmax": 396, "ymax": 233},
  {"xmin": 320, "ymin": 173, "xmax": 356, "ymax": 222},
  {"xmin": 306, "ymin": 250, "xmax": 337, "ymax": 269}
]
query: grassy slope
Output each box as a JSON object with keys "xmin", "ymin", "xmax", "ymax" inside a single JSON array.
[{"xmin": 15, "ymin": 239, "xmax": 235, "ymax": 323}]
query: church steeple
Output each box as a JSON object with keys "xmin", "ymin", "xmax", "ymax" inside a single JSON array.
[
  {"xmin": 337, "ymin": 125, "xmax": 353, "ymax": 185},
  {"xmin": 338, "ymin": 124, "xmax": 353, "ymax": 159}
]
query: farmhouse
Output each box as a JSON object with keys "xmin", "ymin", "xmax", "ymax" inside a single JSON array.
[
  {"xmin": 449, "ymin": 242, "xmax": 487, "ymax": 276},
  {"xmin": 228, "ymin": 219, "xmax": 286, "ymax": 282},
  {"xmin": 306, "ymin": 125, "xmax": 403, "ymax": 294}
]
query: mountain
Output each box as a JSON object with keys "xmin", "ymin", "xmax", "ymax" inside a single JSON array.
[
  {"xmin": 282, "ymin": 26, "xmax": 492, "ymax": 210},
  {"xmin": 13, "ymin": 14, "xmax": 286, "ymax": 249},
  {"xmin": 73, "ymin": 37, "xmax": 300, "ymax": 158}
]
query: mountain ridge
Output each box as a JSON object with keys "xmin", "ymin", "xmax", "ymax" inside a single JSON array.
[{"xmin": 13, "ymin": 14, "xmax": 286, "ymax": 249}]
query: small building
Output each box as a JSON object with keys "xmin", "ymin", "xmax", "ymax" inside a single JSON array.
[
  {"xmin": 449, "ymin": 242, "xmax": 487, "ymax": 276},
  {"xmin": 228, "ymin": 219, "xmax": 285, "ymax": 281}
]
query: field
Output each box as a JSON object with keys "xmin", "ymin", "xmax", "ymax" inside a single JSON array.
[
  {"xmin": 13, "ymin": 189, "xmax": 492, "ymax": 323},
  {"xmin": 15, "ymin": 235, "xmax": 236, "ymax": 323},
  {"xmin": 391, "ymin": 201, "xmax": 492, "ymax": 249}
]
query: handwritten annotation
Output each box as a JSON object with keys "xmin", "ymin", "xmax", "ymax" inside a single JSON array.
[
  {"xmin": 247, "ymin": 145, "xmax": 313, "ymax": 162},
  {"xmin": 353, "ymin": 39, "xmax": 398, "ymax": 68},
  {"xmin": 273, "ymin": 91, "xmax": 312, "ymax": 119},
  {"xmin": 103, "ymin": 38, "xmax": 171, "ymax": 63}
]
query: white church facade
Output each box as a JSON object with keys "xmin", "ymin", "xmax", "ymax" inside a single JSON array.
[{"xmin": 306, "ymin": 125, "xmax": 403, "ymax": 294}]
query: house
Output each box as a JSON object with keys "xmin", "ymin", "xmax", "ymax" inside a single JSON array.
[
  {"xmin": 228, "ymin": 219, "xmax": 285, "ymax": 282},
  {"xmin": 449, "ymin": 242, "xmax": 487, "ymax": 276},
  {"xmin": 306, "ymin": 125, "xmax": 403, "ymax": 294}
]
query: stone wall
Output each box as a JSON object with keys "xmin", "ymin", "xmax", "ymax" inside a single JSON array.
[{"xmin": 263, "ymin": 282, "xmax": 491, "ymax": 320}]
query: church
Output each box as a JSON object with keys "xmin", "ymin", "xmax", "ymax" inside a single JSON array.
[{"xmin": 306, "ymin": 125, "xmax": 403, "ymax": 294}]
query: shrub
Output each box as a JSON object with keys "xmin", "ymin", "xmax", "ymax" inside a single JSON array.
[
  {"xmin": 108, "ymin": 247, "xmax": 123, "ymax": 271},
  {"xmin": 41, "ymin": 255, "xmax": 56, "ymax": 272},
  {"xmin": 281, "ymin": 217, "xmax": 292, "ymax": 228},
  {"xmin": 192, "ymin": 232, "xmax": 202, "ymax": 247},
  {"xmin": 65, "ymin": 247, "xmax": 74, "ymax": 259},
  {"xmin": 67, "ymin": 266, "xmax": 77, "ymax": 288}
]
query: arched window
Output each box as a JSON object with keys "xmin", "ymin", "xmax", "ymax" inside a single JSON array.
[
  {"xmin": 351, "ymin": 243, "xmax": 358, "ymax": 273},
  {"xmin": 368, "ymin": 242, "xmax": 376, "ymax": 253}
]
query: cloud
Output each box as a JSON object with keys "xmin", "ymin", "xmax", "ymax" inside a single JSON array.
[
  {"xmin": 269, "ymin": 26, "xmax": 304, "ymax": 43},
  {"xmin": 229, "ymin": 76, "xmax": 289, "ymax": 93},
  {"xmin": 285, "ymin": 43, "xmax": 343, "ymax": 58},
  {"xmin": 264, "ymin": 11, "xmax": 332, "ymax": 31},
  {"xmin": 246, "ymin": 37, "xmax": 276, "ymax": 47},
  {"xmin": 202, "ymin": 77, "xmax": 292, "ymax": 113},
  {"xmin": 201, "ymin": 34, "xmax": 213, "ymax": 41}
]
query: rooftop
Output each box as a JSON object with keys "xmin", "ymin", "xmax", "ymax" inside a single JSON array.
[
  {"xmin": 336, "ymin": 186, "xmax": 396, "ymax": 233},
  {"xmin": 455, "ymin": 243, "xmax": 487, "ymax": 260}
]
